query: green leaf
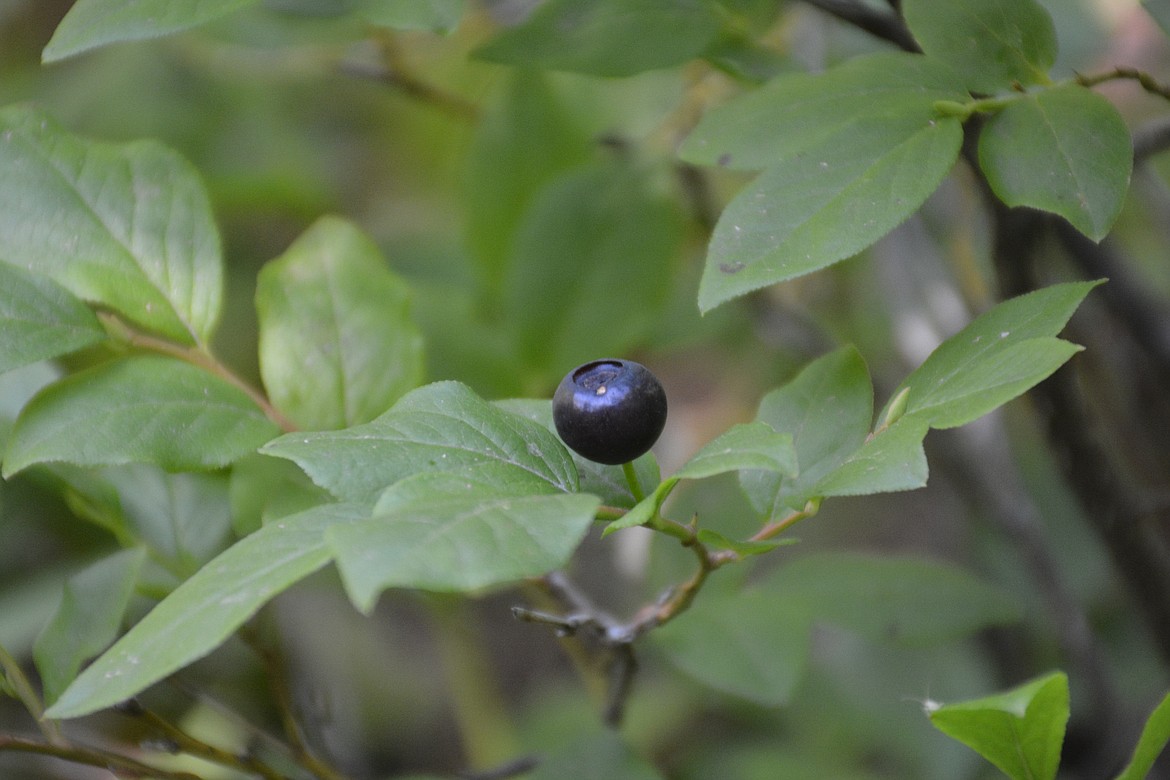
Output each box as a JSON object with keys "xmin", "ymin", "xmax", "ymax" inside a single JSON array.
[
  {"xmin": 505, "ymin": 163, "xmax": 683, "ymax": 372},
  {"xmin": 473, "ymin": 0, "xmax": 723, "ymax": 77},
  {"xmin": 0, "ymin": 106, "xmax": 223, "ymax": 344},
  {"xmin": 679, "ymin": 52, "xmax": 969, "ymax": 171},
  {"xmin": 1115, "ymin": 690, "xmax": 1170, "ymax": 780},
  {"xmin": 929, "ymin": 672, "xmax": 1069, "ymax": 780},
  {"xmin": 261, "ymin": 381, "xmax": 579, "ymax": 502},
  {"xmin": 978, "ymin": 85, "xmax": 1132, "ymax": 241},
  {"xmin": 604, "ymin": 421, "xmax": 796, "ymax": 536},
  {"xmin": 741, "ymin": 347, "xmax": 873, "ymax": 517},
  {"xmin": 100, "ymin": 465, "xmax": 233, "ymax": 571},
  {"xmin": 0, "ymin": 263, "xmax": 106, "ymax": 374},
  {"xmin": 886, "ymin": 281, "xmax": 1098, "ymax": 429},
  {"xmin": 697, "ymin": 116, "xmax": 962, "ymax": 311},
  {"xmin": 3, "ymin": 356, "xmax": 280, "ymax": 476},
  {"xmin": 355, "ymin": 0, "xmax": 465, "ymax": 32},
  {"xmin": 813, "ymin": 418, "xmax": 930, "ymax": 497},
  {"xmin": 33, "ymin": 548, "xmax": 146, "ymax": 705},
  {"xmin": 256, "ymin": 215, "xmax": 424, "ymax": 431},
  {"xmin": 654, "ymin": 579, "xmax": 813, "ymax": 707},
  {"xmin": 464, "ymin": 70, "xmax": 593, "ymax": 304},
  {"xmin": 43, "ymin": 0, "xmax": 260, "ymax": 61},
  {"xmin": 675, "ymin": 422, "xmax": 797, "ymax": 481},
  {"xmin": 494, "ymin": 398, "xmax": 659, "ymax": 509},
  {"xmin": 902, "ymin": 0, "xmax": 1057, "ymax": 93},
  {"xmin": 44, "ymin": 501, "xmax": 368, "ymax": 720},
  {"xmin": 329, "ymin": 469, "xmax": 599, "ymax": 610},
  {"xmin": 773, "ymin": 553, "xmax": 1021, "ymax": 645}
]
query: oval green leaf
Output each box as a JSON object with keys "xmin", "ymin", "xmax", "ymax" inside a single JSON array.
[
  {"xmin": 0, "ymin": 106, "xmax": 223, "ymax": 344},
  {"xmin": 680, "ymin": 52, "xmax": 969, "ymax": 171},
  {"xmin": 256, "ymin": 215, "xmax": 424, "ymax": 431},
  {"xmin": 741, "ymin": 347, "xmax": 874, "ymax": 517},
  {"xmin": 698, "ymin": 116, "xmax": 962, "ymax": 311},
  {"xmin": 979, "ymin": 85, "xmax": 1132, "ymax": 241},
  {"xmin": 3, "ymin": 356, "xmax": 280, "ymax": 476},
  {"xmin": 886, "ymin": 281, "xmax": 1099, "ymax": 429},
  {"xmin": 261, "ymin": 381, "xmax": 579, "ymax": 501}
]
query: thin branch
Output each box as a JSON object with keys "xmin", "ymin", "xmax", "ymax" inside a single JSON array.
[
  {"xmin": 99, "ymin": 312, "xmax": 297, "ymax": 433},
  {"xmin": 799, "ymin": 0, "xmax": 920, "ymax": 52},
  {"xmin": 0, "ymin": 643, "xmax": 62, "ymax": 745},
  {"xmin": 1076, "ymin": 66, "xmax": 1170, "ymax": 103},
  {"xmin": 341, "ymin": 32, "xmax": 480, "ymax": 123},
  {"xmin": 242, "ymin": 629, "xmax": 350, "ymax": 780},
  {"xmin": 118, "ymin": 700, "xmax": 289, "ymax": 780},
  {"xmin": 0, "ymin": 734, "xmax": 202, "ymax": 780}
]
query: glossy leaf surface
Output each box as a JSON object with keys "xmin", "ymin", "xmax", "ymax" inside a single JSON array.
[{"xmin": 262, "ymin": 382, "xmax": 579, "ymax": 501}]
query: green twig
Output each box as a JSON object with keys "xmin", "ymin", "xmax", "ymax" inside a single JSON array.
[
  {"xmin": 242, "ymin": 627, "xmax": 350, "ymax": 780},
  {"xmin": 98, "ymin": 311, "xmax": 297, "ymax": 433},
  {"xmin": 1076, "ymin": 66, "xmax": 1170, "ymax": 102}
]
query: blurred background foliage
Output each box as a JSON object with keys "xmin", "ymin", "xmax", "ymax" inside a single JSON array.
[{"xmin": 2, "ymin": 0, "xmax": 1170, "ymax": 778}]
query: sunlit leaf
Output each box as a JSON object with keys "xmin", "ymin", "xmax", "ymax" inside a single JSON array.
[
  {"xmin": 929, "ymin": 672, "xmax": 1069, "ymax": 780},
  {"xmin": 885, "ymin": 281, "xmax": 1099, "ymax": 429},
  {"xmin": 1115, "ymin": 690, "xmax": 1170, "ymax": 780},
  {"xmin": 0, "ymin": 106, "xmax": 222, "ymax": 344},
  {"xmin": 4, "ymin": 356, "xmax": 279, "ymax": 476}
]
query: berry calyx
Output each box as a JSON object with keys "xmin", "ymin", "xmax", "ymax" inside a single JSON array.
[{"xmin": 552, "ymin": 359, "xmax": 667, "ymax": 465}]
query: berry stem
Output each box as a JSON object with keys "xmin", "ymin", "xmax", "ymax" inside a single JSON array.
[{"xmin": 622, "ymin": 461, "xmax": 646, "ymax": 503}]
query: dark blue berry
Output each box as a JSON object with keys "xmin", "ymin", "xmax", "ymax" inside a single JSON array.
[{"xmin": 552, "ymin": 359, "xmax": 667, "ymax": 465}]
